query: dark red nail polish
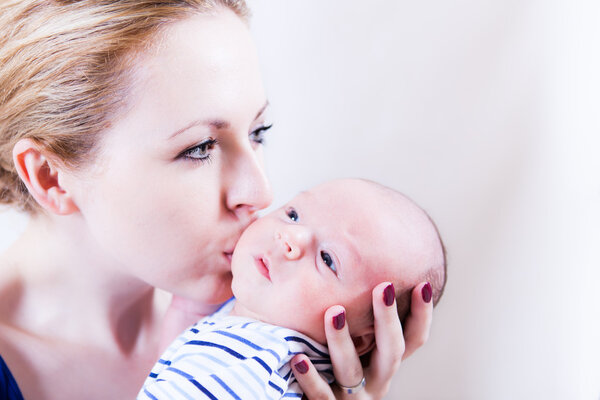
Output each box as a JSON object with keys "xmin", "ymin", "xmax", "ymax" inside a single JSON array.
[
  {"xmin": 294, "ymin": 360, "xmax": 309, "ymax": 374},
  {"xmin": 383, "ymin": 283, "xmax": 395, "ymax": 306},
  {"xmin": 422, "ymin": 282, "xmax": 432, "ymax": 303},
  {"xmin": 332, "ymin": 311, "xmax": 345, "ymax": 330}
]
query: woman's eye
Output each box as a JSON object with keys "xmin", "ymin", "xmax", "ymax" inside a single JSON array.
[
  {"xmin": 286, "ymin": 207, "xmax": 299, "ymax": 222},
  {"xmin": 249, "ymin": 123, "xmax": 273, "ymax": 145},
  {"xmin": 321, "ymin": 251, "xmax": 337, "ymax": 274},
  {"xmin": 180, "ymin": 139, "xmax": 217, "ymax": 162}
]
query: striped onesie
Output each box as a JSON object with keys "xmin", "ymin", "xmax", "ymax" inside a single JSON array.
[{"xmin": 138, "ymin": 299, "xmax": 334, "ymax": 399}]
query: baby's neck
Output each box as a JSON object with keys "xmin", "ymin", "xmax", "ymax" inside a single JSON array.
[
  {"xmin": 228, "ymin": 299, "xmax": 263, "ymax": 321},
  {"xmin": 227, "ymin": 298, "xmax": 329, "ymax": 346}
]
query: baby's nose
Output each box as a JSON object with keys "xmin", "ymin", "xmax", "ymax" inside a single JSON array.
[{"xmin": 276, "ymin": 226, "xmax": 312, "ymax": 260}]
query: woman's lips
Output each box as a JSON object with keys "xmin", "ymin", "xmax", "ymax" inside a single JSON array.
[{"xmin": 255, "ymin": 256, "xmax": 271, "ymax": 281}]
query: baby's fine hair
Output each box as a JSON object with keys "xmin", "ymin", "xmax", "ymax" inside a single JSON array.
[
  {"xmin": 359, "ymin": 179, "xmax": 447, "ymax": 323},
  {"xmin": 395, "ymin": 218, "xmax": 447, "ymax": 323},
  {"xmin": 0, "ymin": 0, "xmax": 248, "ymax": 213}
]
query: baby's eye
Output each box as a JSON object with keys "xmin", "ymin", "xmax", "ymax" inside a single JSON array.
[
  {"xmin": 286, "ymin": 207, "xmax": 299, "ymax": 222},
  {"xmin": 321, "ymin": 251, "xmax": 337, "ymax": 274}
]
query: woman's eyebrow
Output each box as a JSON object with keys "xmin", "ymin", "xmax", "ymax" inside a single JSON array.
[
  {"xmin": 168, "ymin": 100, "xmax": 269, "ymax": 140},
  {"xmin": 168, "ymin": 119, "xmax": 229, "ymax": 139},
  {"xmin": 254, "ymin": 100, "xmax": 269, "ymax": 120}
]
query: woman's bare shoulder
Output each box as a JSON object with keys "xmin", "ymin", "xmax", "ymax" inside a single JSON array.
[
  {"xmin": 0, "ymin": 262, "xmax": 164, "ymax": 399},
  {"xmin": 0, "ymin": 322, "xmax": 159, "ymax": 399}
]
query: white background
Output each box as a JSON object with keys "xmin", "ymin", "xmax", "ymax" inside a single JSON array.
[{"xmin": 1, "ymin": 1, "xmax": 599, "ymax": 399}]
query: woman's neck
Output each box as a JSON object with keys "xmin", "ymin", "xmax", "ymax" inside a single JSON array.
[{"xmin": 0, "ymin": 213, "xmax": 166, "ymax": 356}]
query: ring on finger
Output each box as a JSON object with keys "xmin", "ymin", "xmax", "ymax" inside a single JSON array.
[{"xmin": 337, "ymin": 376, "xmax": 366, "ymax": 394}]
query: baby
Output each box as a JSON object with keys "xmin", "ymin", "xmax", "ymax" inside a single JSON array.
[{"xmin": 139, "ymin": 178, "xmax": 446, "ymax": 399}]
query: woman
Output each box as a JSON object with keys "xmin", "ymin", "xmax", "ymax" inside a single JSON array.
[{"xmin": 0, "ymin": 1, "xmax": 433, "ymax": 399}]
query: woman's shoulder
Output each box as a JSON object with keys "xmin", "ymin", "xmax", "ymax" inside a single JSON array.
[{"xmin": 0, "ymin": 355, "xmax": 24, "ymax": 400}]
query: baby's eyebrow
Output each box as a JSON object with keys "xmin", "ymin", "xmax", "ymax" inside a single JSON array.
[
  {"xmin": 333, "ymin": 230, "xmax": 362, "ymax": 276},
  {"xmin": 343, "ymin": 237, "xmax": 362, "ymax": 266},
  {"xmin": 295, "ymin": 190, "xmax": 314, "ymax": 201}
]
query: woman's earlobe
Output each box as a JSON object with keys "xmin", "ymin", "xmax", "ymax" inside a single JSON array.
[{"xmin": 12, "ymin": 138, "xmax": 79, "ymax": 215}]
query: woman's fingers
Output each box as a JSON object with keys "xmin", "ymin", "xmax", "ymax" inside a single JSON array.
[
  {"xmin": 359, "ymin": 281, "xmax": 433, "ymax": 398},
  {"xmin": 324, "ymin": 305, "xmax": 380, "ymax": 400},
  {"xmin": 296, "ymin": 282, "xmax": 433, "ymax": 400},
  {"xmin": 401, "ymin": 281, "xmax": 433, "ymax": 360},
  {"xmin": 366, "ymin": 282, "xmax": 406, "ymax": 397},
  {"xmin": 291, "ymin": 354, "xmax": 334, "ymax": 400},
  {"xmin": 322, "ymin": 305, "xmax": 365, "ymax": 389}
]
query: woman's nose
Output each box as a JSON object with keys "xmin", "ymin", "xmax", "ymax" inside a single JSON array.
[
  {"xmin": 277, "ymin": 226, "xmax": 312, "ymax": 260},
  {"xmin": 225, "ymin": 147, "xmax": 273, "ymax": 220}
]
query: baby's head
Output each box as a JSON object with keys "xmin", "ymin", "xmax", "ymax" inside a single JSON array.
[{"xmin": 231, "ymin": 178, "xmax": 446, "ymax": 355}]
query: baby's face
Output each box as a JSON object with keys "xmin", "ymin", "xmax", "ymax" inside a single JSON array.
[{"xmin": 231, "ymin": 180, "xmax": 412, "ymax": 344}]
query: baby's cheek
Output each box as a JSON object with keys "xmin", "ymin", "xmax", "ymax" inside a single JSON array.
[
  {"xmin": 278, "ymin": 284, "xmax": 326, "ymax": 339},
  {"xmin": 301, "ymin": 286, "xmax": 342, "ymax": 343}
]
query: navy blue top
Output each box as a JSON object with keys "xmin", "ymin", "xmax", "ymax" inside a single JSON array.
[{"xmin": 0, "ymin": 355, "xmax": 24, "ymax": 400}]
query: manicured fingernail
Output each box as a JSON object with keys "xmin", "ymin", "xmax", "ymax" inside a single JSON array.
[
  {"xmin": 332, "ymin": 311, "xmax": 345, "ymax": 330},
  {"xmin": 294, "ymin": 360, "xmax": 309, "ymax": 374},
  {"xmin": 422, "ymin": 282, "xmax": 432, "ymax": 303},
  {"xmin": 383, "ymin": 283, "xmax": 395, "ymax": 306}
]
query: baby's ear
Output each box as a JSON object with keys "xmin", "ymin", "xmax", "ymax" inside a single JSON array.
[
  {"xmin": 352, "ymin": 330, "xmax": 376, "ymax": 357},
  {"xmin": 12, "ymin": 138, "xmax": 79, "ymax": 215}
]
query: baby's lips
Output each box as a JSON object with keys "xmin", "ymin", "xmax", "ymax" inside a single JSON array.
[
  {"xmin": 255, "ymin": 254, "xmax": 271, "ymax": 281},
  {"xmin": 261, "ymin": 255, "xmax": 271, "ymax": 271}
]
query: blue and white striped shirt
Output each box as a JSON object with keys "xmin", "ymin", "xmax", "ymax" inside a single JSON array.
[{"xmin": 138, "ymin": 299, "xmax": 333, "ymax": 399}]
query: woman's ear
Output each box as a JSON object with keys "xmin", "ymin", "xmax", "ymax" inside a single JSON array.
[
  {"xmin": 352, "ymin": 329, "xmax": 376, "ymax": 357},
  {"xmin": 12, "ymin": 138, "xmax": 79, "ymax": 215}
]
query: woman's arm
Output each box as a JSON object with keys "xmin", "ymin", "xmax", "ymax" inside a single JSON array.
[{"xmin": 292, "ymin": 281, "xmax": 433, "ymax": 399}]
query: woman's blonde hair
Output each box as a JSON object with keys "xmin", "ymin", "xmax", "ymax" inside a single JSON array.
[{"xmin": 0, "ymin": 0, "xmax": 249, "ymax": 213}]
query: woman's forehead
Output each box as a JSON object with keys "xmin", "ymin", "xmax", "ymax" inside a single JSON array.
[{"xmin": 100, "ymin": 10, "xmax": 265, "ymax": 146}]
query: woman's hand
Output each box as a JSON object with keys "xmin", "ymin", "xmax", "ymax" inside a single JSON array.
[{"xmin": 292, "ymin": 281, "xmax": 433, "ymax": 399}]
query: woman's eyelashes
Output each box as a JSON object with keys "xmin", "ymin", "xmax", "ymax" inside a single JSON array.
[
  {"xmin": 249, "ymin": 123, "xmax": 273, "ymax": 145},
  {"xmin": 176, "ymin": 123, "xmax": 271, "ymax": 164},
  {"xmin": 179, "ymin": 138, "xmax": 217, "ymax": 163},
  {"xmin": 320, "ymin": 250, "xmax": 338, "ymax": 275}
]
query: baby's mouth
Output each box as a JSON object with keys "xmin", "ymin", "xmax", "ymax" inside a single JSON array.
[{"xmin": 255, "ymin": 255, "xmax": 271, "ymax": 281}]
